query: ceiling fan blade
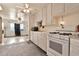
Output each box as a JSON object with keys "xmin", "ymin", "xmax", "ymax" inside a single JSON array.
[
  {"xmin": 16, "ymin": 6, "xmax": 24, "ymax": 10},
  {"xmin": 16, "ymin": 4, "xmax": 33, "ymax": 14},
  {"xmin": 25, "ymin": 4, "xmax": 29, "ymax": 8},
  {"xmin": 28, "ymin": 8, "xmax": 32, "ymax": 10}
]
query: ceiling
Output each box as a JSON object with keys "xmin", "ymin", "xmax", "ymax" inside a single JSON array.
[
  {"xmin": 1, "ymin": 3, "xmax": 79, "ymax": 17},
  {"xmin": 0, "ymin": 3, "xmax": 47, "ymax": 8},
  {"xmin": 0, "ymin": 3, "xmax": 48, "ymax": 17},
  {"xmin": 0, "ymin": 3, "xmax": 47, "ymax": 19}
]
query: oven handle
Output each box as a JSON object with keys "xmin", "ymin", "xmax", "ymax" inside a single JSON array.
[
  {"xmin": 49, "ymin": 37, "xmax": 69, "ymax": 43},
  {"xmin": 68, "ymin": 37, "xmax": 70, "ymax": 56}
]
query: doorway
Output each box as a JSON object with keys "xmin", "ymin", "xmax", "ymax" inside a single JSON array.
[{"xmin": 15, "ymin": 23, "xmax": 21, "ymax": 36}]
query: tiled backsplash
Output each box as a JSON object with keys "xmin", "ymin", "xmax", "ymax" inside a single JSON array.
[{"xmin": 46, "ymin": 25, "xmax": 75, "ymax": 32}]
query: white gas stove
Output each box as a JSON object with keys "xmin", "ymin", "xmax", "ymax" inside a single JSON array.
[{"xmin": 47, "ymin": 31, "xmax": 72, "ymax": 56}]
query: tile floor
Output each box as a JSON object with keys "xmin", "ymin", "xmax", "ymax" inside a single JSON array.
[
  {"xmin": 2, "ymin": 36, "xmax": 29, "ymax": 45},
  {"xmin": 0, "ymin": 36, "xmax": 46, "ymax": 56}
]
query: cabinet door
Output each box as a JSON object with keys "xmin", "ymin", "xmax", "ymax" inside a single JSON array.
[
  {"xmin": 65, "ymin": 4, "xmax": 79, "ymax": 15},
  {"xmin": 30, "ymin": 32, "xmax": 38, "ymax": 45},
  {"xmin": 42, "ymin": 7, "xmax": 47, "ymax": 25},
  {"xmin": 70, "ymin": 38, "xmax": 79, "ymax": 56},
  {"xmin": 38, "ymin": 32, "xmax": 42, "ymax": 47},
  {"xmin": 47, "ymin": 3, "xmax": 64, "ymax": 25},
  {"xmin": 47, "ymin": 4, "xmax": 52, "ymax": 25},
  {"xmin": 30, "ymin": 32, "xmax": 33, "ymax": 41},
  {"xmin": 70, "ymin": 45, "xmax": 79, "ymax": 56},
  {"xmin": 52, "ymin": 3, "xmax": 64, "ymax": 16},
  {"xmin": 33, "ymin": 32, "xmax": 38, "ymax": 45},
  {"xmin": 38, "ymin": 32, "xmax": 47, "ymax": 52},
  {"xmin": 0, "ymin": 18, "xmax": 2, "ymax": 43},
  {"xmin": 41, "ymin": 32, "xmax": 47, "ymax": 52}
]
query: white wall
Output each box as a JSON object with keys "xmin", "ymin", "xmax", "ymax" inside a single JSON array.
[
  {"xmin": 21, "ymin": 14, "xmax": 29, "ymax": 36},
  {"xmin": 58, "ymin": 12, "xmax": 79, "ymax": 31}
]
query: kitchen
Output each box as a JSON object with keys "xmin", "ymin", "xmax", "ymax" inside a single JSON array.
[
  {"xmin": 0, "ymin": 3, "xmax": 79, "ymax": 56},
  {"xmin": 30, "ymin": 3, "xmax": 79, "ymax": 56}
]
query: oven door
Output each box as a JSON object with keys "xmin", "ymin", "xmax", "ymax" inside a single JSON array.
[{"xmin": 47, "ymin": 37, "xmax": 69, "ymax": 56}]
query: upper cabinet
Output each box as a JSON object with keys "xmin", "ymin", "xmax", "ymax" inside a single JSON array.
[
  {"xmin": 42, "ymin": 7, "xmax": 47, "ymax": 26},
  {"xmin": 65, "ymin": 4, "xmax": 79, "ymax": 15},
  {"xmin": 30, "ymin": 6, "xmax": 47, "ymax": 26},
  {"xmin": 52, "ymin": 3, "xmax": 79, "ymax": 16},
  {"xmin": 47, "ymin": 4, "xmax": 52, "ymax": 25},
  {"xmin": 47, "ymin": 3, "xmax": 62, "ymax": 25},
  {"xmin": 46, "ymin": 3, "xmax": 79, "ymax": 26},
  {"xmin": 52, "ymin": 3, "xmax": 65, "ymax": 16},
  {"xmin": 30, "ymin": 3, "xmax": 79, "ymax": 26}
]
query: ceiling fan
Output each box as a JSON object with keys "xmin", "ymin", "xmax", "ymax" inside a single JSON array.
[{"xmin": 16, "ymin": 4, "xmax": 32, "ymax": 13}]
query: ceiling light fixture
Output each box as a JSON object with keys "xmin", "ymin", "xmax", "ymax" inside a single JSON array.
[
  {"xmin": 16, "ymin": 3, "xmax": 31, "ymax": 14},
  {"xmin": 25, "ymin": 4, "xmax": 29, "ymax": 8},
  {"xmin": 26, "ymin": 9, "xmax": 30, "ymax": 13},
  {"xmin": 23, "ymin": 9, "xmax": 26, "ymax": 12}
]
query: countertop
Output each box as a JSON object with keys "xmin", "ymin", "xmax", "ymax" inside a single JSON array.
[
  {"xmin": 31, "ymin": 31, "xmax": 46, "ymax": 32},
  {"xmin": 70, "ymin": 32, "xmax": 79, "ymax": 39}
]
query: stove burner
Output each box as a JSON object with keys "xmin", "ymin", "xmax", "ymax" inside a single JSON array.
[
  {"xmin": 49, "ymin": 31, "xmax": 72, "ymax": 36},
  {"xmin": 59, "ymin": 33, "xmax": 72, "ymax": 36},
  {"xmin": 49, "ymin": 32, "xmax": 59, "ymax": 34}
]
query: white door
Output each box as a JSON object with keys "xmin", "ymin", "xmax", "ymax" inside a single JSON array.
[{"xmin": 0, "ymin": 17, "xmax": 2, "ymax": 43}]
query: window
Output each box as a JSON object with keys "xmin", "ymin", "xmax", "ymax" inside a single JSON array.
[
  {"xmin": 2, "ymin": 22, "xmax": 4, "ymax": 30},
  {"xmin": 10, "ymin": 23, "xmax": 14, "ymax": 31},
  {"xmin": 20, "ymin": 24, "xmax": 24, "ymax": 31}
]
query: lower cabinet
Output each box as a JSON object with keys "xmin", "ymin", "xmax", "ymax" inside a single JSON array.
[
  {"xmin": 30, "ymin": 32, "xmax": 38, "ymax": 45},
  {"xmin": 70, "ymin": 38, "xmax": 79, "ymax": 56},
  {"xmin": 30, "ymin": 31, "xmax": 47, "ymax": 52},
  {"xmin": 70, "ymin": 45, "xmax": 79, "ymax": 56}
]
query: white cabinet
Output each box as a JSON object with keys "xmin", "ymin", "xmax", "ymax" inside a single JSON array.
[
  {"xmin": 65, "ymin": 4, "xmax": 79, "ymax": 15},
  {"xmin": 38, "ymin": 32, "xmax": 42, "ymax": 47},
  {"xmin": 42, "ymin": 7, "xmax": 47, "ymax": 26},
  {"xmin": 47, "ymin": 4, "xmax": 52, "ymax": 25},
  {"xmin": 38, "ymin": 32, "xmax": 47, "ymax": 51},
  {"xmin": 46, "ymin": 3, "xmax": 64, "ymax": 25},
  {"xmin": 52, "ymin": 3, "xmax": 79, "ymax": 16},
  {"xmin": 47, "ymin": 3, "xmax": 79, "ymax": 26},
  {"xmin": 30, "ymin": 32, "xmax": 38, "ymax": 45},
  {"xmin": 30, "ymin": 31, "xmax": 47, "ymax": 52},
  {"xmin": 70, "ymin": 38, "xmax": 79, "ymax": 56},
  {"xmin": 30, "ymin": 7, "xmax": 47, "ymax": 26},
  {"xmin": 70, "ymin": 45, "xmax": 79, "ymax": 56},
  {"xmin": 52, "ymin": 3, "xmax": 64, "ymax": 16},
  {"xmin": 36, "ymin": 10, "xmax": 43, "ymax": 22}
]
